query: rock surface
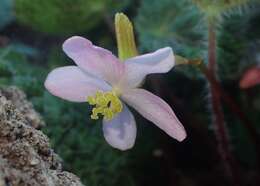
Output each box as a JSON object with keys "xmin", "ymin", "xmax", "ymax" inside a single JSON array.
[
  {"xmin": 0, "ymin": 86, "xmax": 84, "ymax": 186},
  {"xmin": 0, "ymin": 87, "xmax": 45, "ymax": 129}
]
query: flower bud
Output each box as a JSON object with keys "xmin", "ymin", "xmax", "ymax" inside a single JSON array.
[{"xmin": 115, "ymin": 13, "xmax": 138, "ymax": 61}]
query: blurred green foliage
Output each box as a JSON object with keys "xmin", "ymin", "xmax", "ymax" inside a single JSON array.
[
  {"xmin": 192, "ymin": 0, "xmax": 251, "ymax": 17},
  {"xmin": 135, "ymin": 0, "xmax": 206, "ymax": 79},
  {"xmin": 218, "ymin": 6, "xmax": 260, "ymax": 80},
  {"xmin": 15, "ymin": 0, "xmax": 129, "ymax": 35},
  {"xmin": 0, "ymin": 0, "xmax": 14, "ymax": 30},
  {"xmin": 136, "ymin": 0, "xmax": 206, "ymax": 58}
]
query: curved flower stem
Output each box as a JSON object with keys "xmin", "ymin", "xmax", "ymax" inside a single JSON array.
[
  {"xmin": 199, "ymin": 62, "xmax": 260, "ymax": 172},
  {"xmin": 208, "ymin": 22, "xmax": 216, "ymax": 74},
  {"xmin": 207, "ymin": 21, "xmax": 241, "ymax": 186}
]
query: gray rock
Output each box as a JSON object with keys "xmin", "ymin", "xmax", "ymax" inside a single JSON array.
[
  {"xmin": 0, "ymin": 87, "xmax": 45, "ymax": 129},
  {"xmin": 0, "ymin": 87, "xmax": 84, "ymax": 186}
]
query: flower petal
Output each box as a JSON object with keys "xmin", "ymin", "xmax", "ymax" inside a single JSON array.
[
  {"xmin": 122, "ymin": 89, "xmax": 186, "ymax": 141},
  {"xmin": 63, "ymin": 36, "xmax": 124, "ymax": 85},
  {"xmin": 122, "ymin": 47, "xmax": 174, "ymax": 88},
  {"xmin": 45, "ymin": 66, "xmax": 111, "ymax": 102},
  {"xmin": 102, "ymin": 104, "xmax": 137, "ymax": 150},
  {"xmin": 239, "ymin": 66, "xmax": 260, "ymax": 89}
]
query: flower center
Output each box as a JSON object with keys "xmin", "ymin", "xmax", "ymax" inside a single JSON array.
[{"xmin": 87, "ymin": 90, "xmax": 123, "ymax": 121}]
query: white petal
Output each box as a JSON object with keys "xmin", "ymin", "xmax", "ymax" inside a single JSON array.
[
  {"xmin": 122, "ymin": 89, "xmax": 186, "ymax": 141},
  {"xmin": 102, "ymin": 104, "xmax": 137, "ymax": 150},
  {"xmin": 45, "ymin": 66, "xmax": 111, "ymax": 102},
  {"xmin": 122, "ymin": 47, "xmax": 174, "ymax": 88},
  {"xmin": 63, "ymin": 36, "xmax": 125, "ymax": 85}
]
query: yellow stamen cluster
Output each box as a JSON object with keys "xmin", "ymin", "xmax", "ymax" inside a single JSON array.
[{"xmin": 87, "ymin": 91, "xmax": 123, "ymax": 121}]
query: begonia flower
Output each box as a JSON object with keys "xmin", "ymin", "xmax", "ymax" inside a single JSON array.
[
  {"xmin": 240, "ymin": 66, "xmax": 260, "ymax": 89},
  {"xmin": 45, "ymin": 36, "xmax": 186, "ymax": 150}
]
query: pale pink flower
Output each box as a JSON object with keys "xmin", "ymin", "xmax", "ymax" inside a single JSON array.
[
  {"xmin": 240, "ymin": 66, "xmax": 260, "ymax": 89},
  {"xmin": 45, "ymin": 36, "xmax": 186, "ymax": 150}
]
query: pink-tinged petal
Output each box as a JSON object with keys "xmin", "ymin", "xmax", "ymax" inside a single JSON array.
[
  {"xmin": 121, "ymin": 47, "xmax": 174, "ymax": 88},
  {"xmin": 240, "ymin": 66, "xmax": 260, "ymax": 89},
  {"xmin": 122, "ymin": 89, "xmax": 186, "ymax": 141},
  {"xmin": 62, "ymin": 36, "xmax": 124, "ymax": 85},
  {"xmin": 45, "ymin": 66, "xmax": 111, "ymax": 102},
  {"xmin": 103, "ymin": 104, "xmax": 137, "ymax": 150}
]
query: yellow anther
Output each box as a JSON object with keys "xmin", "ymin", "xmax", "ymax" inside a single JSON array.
[
  {"xmin": 103, "ymin": 108, "xmax": 113, "ymax": 120},
  {"xmin": 87, "ymin": 90, "xmax": 123, "ymax": 121},
  {"xmin": 96, "ymin": 96, "xmax": 107, "ymax": 106},
  {"xmin": 87, "ymin": 96, "xmax": 96, "ymax": 105}
]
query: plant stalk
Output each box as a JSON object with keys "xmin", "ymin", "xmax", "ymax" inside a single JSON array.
[
  {"xmin": 198, "ymin": 62, "xmax": 260, "ymax": 185},
  {"xmin": 207, "ymin": 21, "xmax": 241, "ymax": 186}
]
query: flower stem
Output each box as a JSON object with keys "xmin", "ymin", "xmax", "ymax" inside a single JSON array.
[
  {"xmin": 198, "ymin": 62, "xmax": 260, "ymax": 184},
  {"xmin": 208, "ymin": 22, "xmax": 216, "ymax": 74},
  {"xmin": 207, "ymin": 21, "xmax": 241, "ymax": 186}
]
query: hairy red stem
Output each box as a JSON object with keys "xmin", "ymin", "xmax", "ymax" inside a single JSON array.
[
  {"xmin": 207, "ymin": 22, "xmax": 241, "ymax": 186},
  {"xmin": 200, "ymin": 63, "xmax": 260, "ymax": 173}
]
